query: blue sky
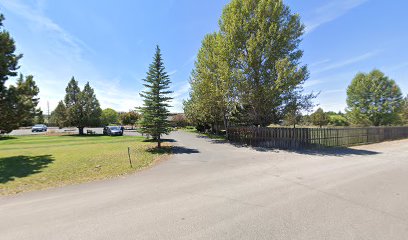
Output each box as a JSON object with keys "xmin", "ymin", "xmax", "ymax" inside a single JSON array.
[{"xmin": 0, "ymin": 0, "xmax": 407, "ymax": 113}]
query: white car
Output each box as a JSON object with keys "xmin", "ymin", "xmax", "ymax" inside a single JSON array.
[{"xmin": 32, "ymin": 124, "xmax": 48, "ymax": 132}]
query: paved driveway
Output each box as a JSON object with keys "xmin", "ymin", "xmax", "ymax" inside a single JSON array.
[{"xmin": 1, "ymin": 131, "xmax": 408, "ymax": 239}]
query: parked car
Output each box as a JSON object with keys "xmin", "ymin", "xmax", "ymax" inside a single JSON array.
[
  {"xmin": 32, "ymin": 124, "xmax": 47, "ymax": 132},
  {"xmin": 103, "ymin": 126, "xmax": 123, "ymax": 136}
]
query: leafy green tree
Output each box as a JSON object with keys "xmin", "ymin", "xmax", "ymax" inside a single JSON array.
[
  {"xmin": 50, "ymin": 101, "xmax": 68, "ymax": 128},
  {"xmin": 64, "ymin": 78, "xmax": 101, "ymax": 135},
  {"xmin": 184, "ymin": 33, "xmax": 234, "ymax": 133},
  {"xmin": 311, "ymin": 108, "xmax": 329, "ymax": 128},
  {"xmin": 171, "ymin": 114, "xmax": 188, "ymax": 128},
  {"xmin": 139, "ymin": 46, "xmax": 173, "ymax": 148},
  {"xmin": 0, "ymin": 14, "xmax": 23, "ymax": 133},
  {"xmin": 283, "ymin": 91, "xmax": 315, "ymax": 128},
  {"xmin": 346, "ymin": 70, "xmax": 403, "ymax": 126},
  {"xmin": 101, "ymin": 108, "xmax": 119, "ymax": 126},
  {"xmin": 219, "ymin": 0, "xmax": 309, "ymax": 126},
  {"xmin": 328, "ymin": 114, "xmax": 349, "ymax": 126},
  {"xmin": 402, "ymin": 95, "xmax": 408, "ymax": 125},
  {"xmin": 120, "ymin": 111, "xmax": 139, "ymax": 127}
]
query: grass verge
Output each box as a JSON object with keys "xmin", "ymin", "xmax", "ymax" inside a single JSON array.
[
  {"xmin": 182, "ymin": 127, "xmax": 227, "ymax": 141},
  {"xmin": 0, "ymin": 135, "xmax": 171, "ymax": 195}
]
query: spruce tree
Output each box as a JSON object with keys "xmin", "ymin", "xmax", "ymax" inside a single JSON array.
[
  {"xmin": 50, "ymin": 101, "xmax": 68, "ymax": 128},
  {"xmin": 0, "ymin": 14, "xmax": 23, "ymax": 133},
  {"xmin": 13, "ymin": 74, "xmax": 41, "ymax": 126},
  {"xmin": 81, "ymin": 82, "xmax": 102, "ymax": 128},
  {"xmin": 64, "ymin": 78, "xmax": 101, "ymax": 135},
  {"xmin": 139, "ymin": 46, "xmax": 173, "ymax": 148}
]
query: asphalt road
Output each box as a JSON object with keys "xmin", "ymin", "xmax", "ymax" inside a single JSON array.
[
  {"xmin": 1, "ymin": 131, "xmax": 408, "ymax": 239},
  {"xmin": 8, "ymin": 127, "xmax": 142, "ymax": 136}
]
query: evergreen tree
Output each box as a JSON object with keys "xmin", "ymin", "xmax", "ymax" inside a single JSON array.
[
  {"xmin": 64, "ymin": 78, "xmax": 101, "ymax": 135},
  {"xmin": 50, "ymin": 101, "xmax": 68, "ymax": 128},
  {"xmin": 139, "ymin": 46, "xmax": 173, "ymax": 148},
  {"xmin": 81, "ymin": 82, "xmax": 102, "ymax": 128},
  {"xmin": 35, "ymin": 108, "xmax": 45, "ymax": 124},
  {"xmin": 0, "ymin": 14, "xmax": 23, "ymax": 133},
  {"xmin": 346, "ymin": 70, "xmax": 403, "ymax": 126},
  {"xmin": 13, "ymin": 74, "xmax": 41, "ymax": 126},
  {"xmin": 65, "ymin": 77, "xmax": 83, "ymax": 133}
]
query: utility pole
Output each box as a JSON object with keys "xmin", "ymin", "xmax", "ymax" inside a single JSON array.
[{"xmin": 47, "ymin": 101, "xmax": 50, "ymax": 123}]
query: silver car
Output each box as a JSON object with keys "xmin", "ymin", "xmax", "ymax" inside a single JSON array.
[
  {"xmin": 103, "ymin": 126, "xmax": 123, "ymax": 136},
  {"xmin": 32, "ymin": 124, "xmax": 47, "ymax": 132}
]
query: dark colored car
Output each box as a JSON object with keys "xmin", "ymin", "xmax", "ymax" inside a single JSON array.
[
  {"xmin": 103, "ymin": 126, "xmax": 123, "ymax": 136},
  {"xmin": 32, "ymin": 124, "xmax": 47, "ymax": 132}
]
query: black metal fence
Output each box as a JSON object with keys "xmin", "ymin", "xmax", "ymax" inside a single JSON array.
[{"xmin": 227, "ymin": 126, "xmax": 408, "ymax": 149}]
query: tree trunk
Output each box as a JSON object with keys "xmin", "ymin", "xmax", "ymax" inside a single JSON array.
[
  {"xmin": 78, "ymin": 127, "xmax": 84, "ymax": 135},
  {"xmin": 157, "ymin": 135, "xmax": 161, "ymax": 148},
  {"xmin": 223, "ymin": 113, "xmax": 229, "ymax": 139}
]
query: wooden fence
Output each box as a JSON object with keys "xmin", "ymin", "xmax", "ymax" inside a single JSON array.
[{"xmin": 227, "ymin": 126, "xmax": 408, "ymax": 149}]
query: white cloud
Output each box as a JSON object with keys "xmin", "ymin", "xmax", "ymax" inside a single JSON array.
[
  {"xmin": 305, "ymin": 0, "xmax": 369, "ymax": 34},
  {"xmin": 309, "ymin": 59, "xmax": 331, "ymax": 68},
  {"xmin": 168, "ymin": 70, "xmax": 178, "ymax": 76},
  {"xmin": 313, "ymin": 50, "xmax": 380, "ymax": 75},
  {"xmin": 303, "ymin": 79, "xmax": 323, "ymax": 88}
]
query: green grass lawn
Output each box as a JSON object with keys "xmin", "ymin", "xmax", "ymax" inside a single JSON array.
[{"xmin": 0, "ymin": 135, "xmax": 170, "ymax": 195}]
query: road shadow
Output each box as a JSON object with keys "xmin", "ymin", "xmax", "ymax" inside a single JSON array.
[
  {"xmin": 143, "ymin": 138, "xmax": 177, "ymax": 143},
  {"xmin": 147, "ymin": 146, "xmax": 200, "ymax": 155},
  {"xmin": 0, "ymin": 155, "xmax": 54, "ymax": 183},
  {"xmin": 172, "ymin": 146, "xmax": 200, "ymax": 154},
  {"xmin": 287, "ymin": 147, "xmax": 379, "ymax": 156},
  {"xmin": 198, "ymin": 135, "xmax": 379, "ymax": 156}
]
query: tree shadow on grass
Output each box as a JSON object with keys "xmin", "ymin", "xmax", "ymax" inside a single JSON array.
[
  {"xmin": 0, "ymin": 136, "xmax": 17, "ymax": 141},
  {"xmin": 147, "ymin": 146, "xmax": 200, "ymax": 155},
  {"xmin": 61, "ymin": 134, "xmax": 105, "ymax": 137},
  {"xmin": 0, "ymin": 155, "xmax": 54, "ymax": 184}
]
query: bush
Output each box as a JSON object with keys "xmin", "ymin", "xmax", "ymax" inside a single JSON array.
[{"xmin": 329, "ymin": 115, "xmax": 349, "ymax": 126}]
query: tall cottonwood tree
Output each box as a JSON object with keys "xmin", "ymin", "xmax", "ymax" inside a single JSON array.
[
  {"xmin": 184, "ymin": 33, "xmax": 235, "ymax": 133},
  {"xmin": 346, "ymin": 70, "xmax": 403, "ymax": 126},
  {"xmin": 185, "ymin": 0, "xmax": 312, "ymax": 129},
  {"xmin": 139, "ymin": 46, "xmax": 173, "ymax": 148},
  {"xmin": 402, "ymin": 95, "xmax": 408, "ymax": 125},
  {"xmin": 219, "ymin": 0, "xmax": 309, "ymax": 126}
]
